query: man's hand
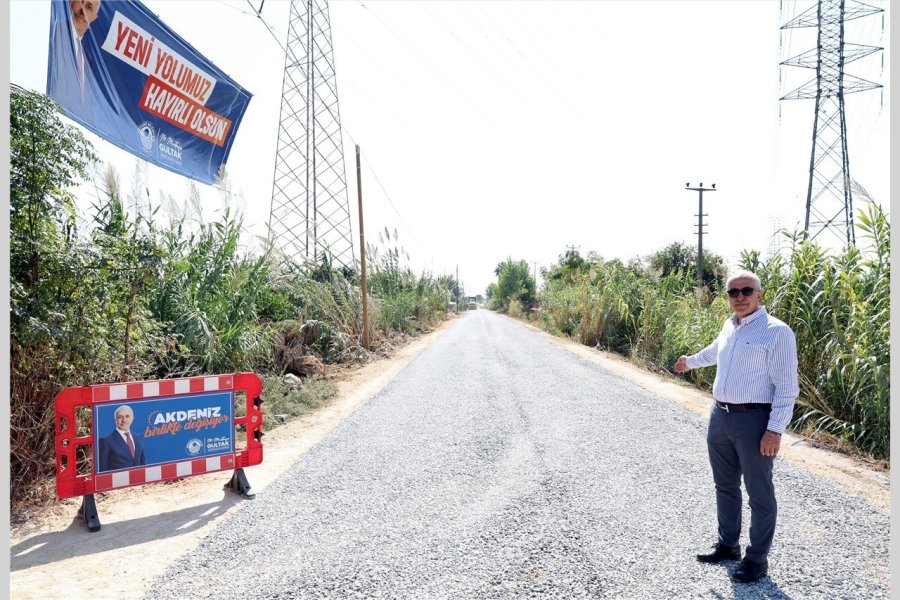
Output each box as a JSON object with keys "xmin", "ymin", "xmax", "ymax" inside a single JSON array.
[
  {"xmin": 760, "ymin": 431, "xmax": 781, "ymax": 456},
  {"xmin": 674, "ymin": 355, "xmax": 689, "ymax": 373}
]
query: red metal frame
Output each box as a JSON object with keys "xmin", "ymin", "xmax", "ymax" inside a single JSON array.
[{"xmin": 55, "ymin": 372, "xmax": 263, "ymax": 499}]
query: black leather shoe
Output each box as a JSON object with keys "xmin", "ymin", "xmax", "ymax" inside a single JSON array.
[
  {"xmin": 696, "ymin": 543, "xmax": 741, "ymax": 563},
  {"xmin": 731, "ymin": 558, "xmax": 768, "ymax": 583}
]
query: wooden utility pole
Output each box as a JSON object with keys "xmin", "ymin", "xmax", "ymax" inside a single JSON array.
[{"xmin": 356, "ymin": 145, "xmax": 369, "ymax": 349}]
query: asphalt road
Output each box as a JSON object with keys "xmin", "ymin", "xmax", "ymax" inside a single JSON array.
[{"xmin": 148, "ymin": 310, "xmax": 889, "ymax": 599}]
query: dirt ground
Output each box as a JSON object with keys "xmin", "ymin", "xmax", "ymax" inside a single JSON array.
[{"xmin": 9, "ymin": 313, "xmax": 889, "ymax": 599}]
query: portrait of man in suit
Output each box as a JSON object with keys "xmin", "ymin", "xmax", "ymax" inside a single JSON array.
[
  {"xmin": 47, "ymin": 0, "xmax": 103, "ymax": 125},
  {"xmin": 97, "ymin": 404, "xmax": 146, "ymax": 472}
]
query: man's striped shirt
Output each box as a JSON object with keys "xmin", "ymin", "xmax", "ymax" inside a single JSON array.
[{"xmin": 686, "ymin": 306, "xmax": 799, "ymax": 434}]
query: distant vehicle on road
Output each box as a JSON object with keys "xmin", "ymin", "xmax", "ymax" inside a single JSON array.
[{"xmin": 467, "ymin": 297, "xmax": 478, "ymax": 310}]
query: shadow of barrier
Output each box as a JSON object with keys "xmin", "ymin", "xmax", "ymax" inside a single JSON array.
[{"xmin": 54, "ymin": 372, "xmax": 264, "ymax": 532}]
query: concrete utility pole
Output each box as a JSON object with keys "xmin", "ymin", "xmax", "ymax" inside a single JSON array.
[{"xmin": 685, "ymin": 182, "xmax": 716, "ymax": 284}]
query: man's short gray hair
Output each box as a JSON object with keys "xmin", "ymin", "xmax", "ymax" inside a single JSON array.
[
  {"xmin": 726, "ymin": 270, "xmax": 762, "ymax": 290},
  {"xmin": 114, "ymin": 405, "xmax": 133, "ymax": 417}
]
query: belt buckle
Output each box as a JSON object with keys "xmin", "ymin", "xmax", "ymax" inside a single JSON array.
[{"xmin": 721, "ymin": 402, "xmax": 729, "ymax": 413}]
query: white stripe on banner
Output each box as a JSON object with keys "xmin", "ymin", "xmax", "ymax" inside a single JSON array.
[
  {"xmin": 174, "ymin": 379, "xmax": 190, "ymax": 395},
  {"xmin": 110, "ymin": 385, "xmax": 128, "ymax": 400},
  {"xmin": 204, "ymin": 377, "xmax": 219, "ymax": 391},
  {"xmin": 205, "ymin": 456, "xmax": 220, "ymax": 471},
  {"xmin": 176, "ymin": 461, "xmax": 192, "ymax": 477},
  {"xmin": 145, "ymin": 466, "xmax": 162, "ymax": 481},
  {"xmin": 143, "ymin": 381, "xmax": 160, "ymax": 398},
  {"xmin": 112, "ymin": 471, "xmax": 130, "ymax": 488}
]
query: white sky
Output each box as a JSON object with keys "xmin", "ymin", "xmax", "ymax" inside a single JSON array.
[{"xmin": 9, "ymin": 0, "xmax": 891, "ymax": 297}]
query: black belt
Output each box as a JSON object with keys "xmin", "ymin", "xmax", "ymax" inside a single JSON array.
[{"xmin": 715, "ymin": 401, "xmax": 771, "ymax": 413}]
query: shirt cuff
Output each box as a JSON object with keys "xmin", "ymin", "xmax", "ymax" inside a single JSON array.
[{"xmin": 766, "ymin": 421, "xmax": 786, "ymax": 434}]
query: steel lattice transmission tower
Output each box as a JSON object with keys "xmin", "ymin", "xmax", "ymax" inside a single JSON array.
[
  {"xmin": 780, "ymin": 0, "xmax": 883, "ymax": 246},
  {"xmin": 268, "ymin": 0, "xmax": 355, "ymax": 268}
]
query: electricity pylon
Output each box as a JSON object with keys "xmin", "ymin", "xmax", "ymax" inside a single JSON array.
[
  {"xmin": 780, "ymin": 0, "xmax": 883, "ymax": 246},
  {"xmin": 268, "ymin": 0, "xmax": 355, "ymax": 268}
]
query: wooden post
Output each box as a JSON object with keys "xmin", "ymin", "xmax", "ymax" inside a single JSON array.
[{"xmin": 356, "ymin": 145, "xmax": 370, "ymax": 350}]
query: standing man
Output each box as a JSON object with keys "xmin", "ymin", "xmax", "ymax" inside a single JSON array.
[
  {"xmin": 98, "ymin": 404, "xmax": 146, "ymax": 472},
  {"xmin": 674, "ymin": 270, "xmax": 798, "ymax": 583}
]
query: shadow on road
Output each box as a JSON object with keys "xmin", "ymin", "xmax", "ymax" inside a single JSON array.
[
  {"xmin": 11, "ymin": 494, "xmax": 244, "ymax": 571},
  {"xmin": 707, "ymin": 575, "xmax": 794, "ymax": 599}
]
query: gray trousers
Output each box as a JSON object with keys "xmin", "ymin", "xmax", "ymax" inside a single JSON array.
[{"xmin": 707, "ymin": 406, "xmax": 776, "ymax": 563}]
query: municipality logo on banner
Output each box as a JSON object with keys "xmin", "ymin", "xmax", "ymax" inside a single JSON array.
[{"xmin": 47, "ymin": 0, "xmax": 252, "ymax": 185}]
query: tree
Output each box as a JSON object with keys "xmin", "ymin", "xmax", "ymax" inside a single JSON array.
[
  {"xmin": 494, "ymin": 258, "xmax": 536, "ymax": 309},
  {"xmin": 647, "ymin": 241, "xmax": 727, "ymax": 288},
  {"xmin": 10, "ymin": 86, "xmax": 97, "ymax": 340},
  {"xmin": 10, "ymin": 87, "xmax": 95, "ymax": 292},
  {"xmin": 545, "ymin": 249, "xmax": 588, "ymax": 284}
]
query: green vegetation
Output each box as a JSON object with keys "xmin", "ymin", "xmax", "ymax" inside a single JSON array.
[
  {"xmin": 491, "ymin": 208, "xmax": 890, "ymax": 460},
  {"xmin": 9, "ymin": 87, "xmax": 459, "ymax": 507},
  {"xmin": 487, "ymin": 258, "xmax": 536, "ymax": 312}
]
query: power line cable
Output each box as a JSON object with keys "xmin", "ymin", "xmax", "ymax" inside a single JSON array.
[
  {"xmin": 245, "ymin": 0, "xmax": 287, "ymax": 54},
  {"xmin": 469, "ymin": 1, "xmax": 580, "ymax": 115},
  {"xmin": 355, "ymin": 0, "xmax": 500, "ymax": 128},
  {"xmin": 343, "ymin": 130, "xmax": 421, "ymax": 249},
  {"xmin": 416, "ymin": 1, "xmax": 529, "ymax": 103}
]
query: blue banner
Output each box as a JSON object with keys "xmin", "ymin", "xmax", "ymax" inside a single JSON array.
[
  {"xmin": 93, "ymin": 391, "xmax": 235, "ymax": 474},
  {"xmin": 47, "ymin": 0, "xmax": 252, "ymax": 185}
]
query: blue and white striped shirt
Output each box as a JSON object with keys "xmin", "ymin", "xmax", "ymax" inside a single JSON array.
[{"xmin": 686, "ymin": 306, "xmax": 799, "ymax": 434}]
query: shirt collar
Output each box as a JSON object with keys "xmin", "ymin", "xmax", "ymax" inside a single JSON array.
[{"xmin": 732, "ymin": 305, "xmax": 767, "ymax": 326}]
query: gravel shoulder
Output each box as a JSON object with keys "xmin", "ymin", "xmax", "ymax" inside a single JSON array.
[{"xmin": 9, "ymin": 311, "xmax": 889, "ymax": 599}]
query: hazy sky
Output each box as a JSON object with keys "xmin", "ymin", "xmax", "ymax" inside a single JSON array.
[{"xmin": 9, "ymin": 0, "xmax": 891, "ymax": 296}]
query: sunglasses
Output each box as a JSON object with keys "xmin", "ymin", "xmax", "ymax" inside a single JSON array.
[{"xmin": 726, "ymin": 287, "xmax": 758, "ymax": 298}]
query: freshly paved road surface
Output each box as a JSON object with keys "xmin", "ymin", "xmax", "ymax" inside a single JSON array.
[{"xmin": 148, "ymin": 310, "xmax": 889, "ymax": 599}]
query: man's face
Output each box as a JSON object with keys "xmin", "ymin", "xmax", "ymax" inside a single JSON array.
[
  {"xmin": 70, "ymin": 0, "xmax": 100, "ymax": 39},
  {"xmin": 115, "ymin": 408, "xmax": 133, "ymax": 430},
  {"xmin": 727, "ymin": 276, "xmax": 762, "ymax": 319}
]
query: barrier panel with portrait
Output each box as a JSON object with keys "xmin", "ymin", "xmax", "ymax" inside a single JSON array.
[{"xmin": 54, "ymin": 372, "xmax": 263, "ymax": 531}]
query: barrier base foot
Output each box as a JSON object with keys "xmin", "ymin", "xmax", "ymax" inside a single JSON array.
[
  {"xmin": 78, "ymin": 494, "xmax": 102, "ymax": 532},
  {"xmin": 224, "ymin": 468, "xmax": 255, "ymax": 499}
]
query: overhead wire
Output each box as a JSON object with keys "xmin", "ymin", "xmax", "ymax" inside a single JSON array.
[
  {"xmin": 843, "ymin": 2, "xmax": 887, "ymax": 167},
  {"xmin": 416, "ymin": 2, "xmax": 529, "ymax": 103},
  {"xmin": 470, "ymin": 1, "xmax": 581, "ymax": 116},
  {"xmin": 355, "ymin": 0, "xmax": 500, "ymax": 129},
  {"xmin": 244, "ymin": 0, "xmax": 287, "ymax": 55},
  {"xmin": 340, "ymin": 124, "xmax": 421, "ymax": 249}
]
